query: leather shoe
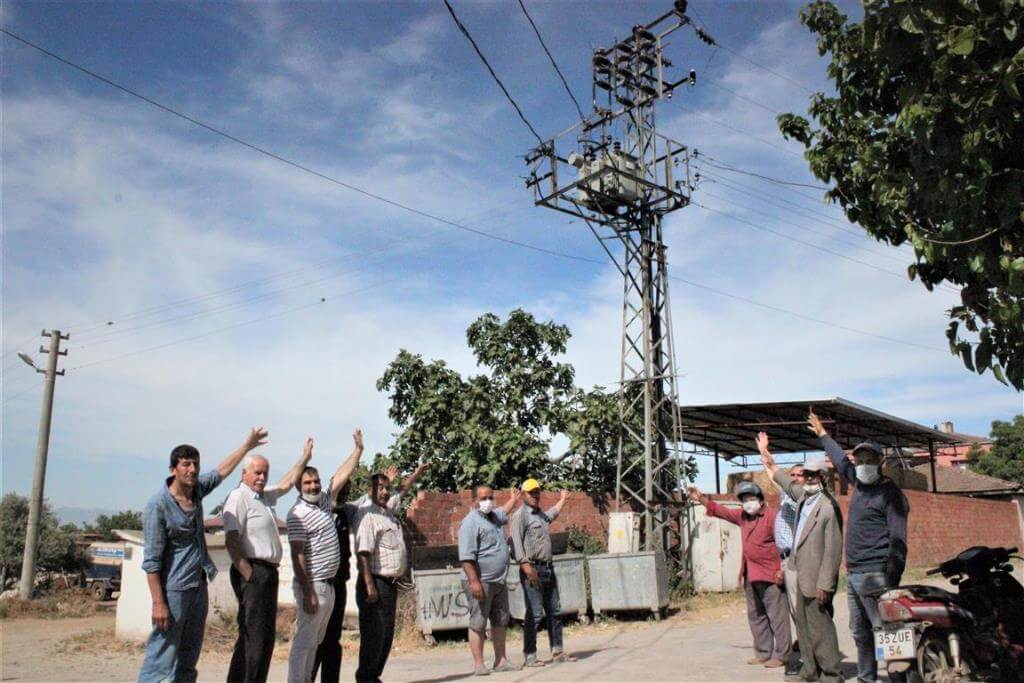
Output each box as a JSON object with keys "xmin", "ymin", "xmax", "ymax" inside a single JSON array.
[
  {"xmin": 747, "ymin": 657, "xmax": 769, "ymax": 665},
  {"xmin": 763, "ymin": 659, "xmax": 786, "ymax": 668}
]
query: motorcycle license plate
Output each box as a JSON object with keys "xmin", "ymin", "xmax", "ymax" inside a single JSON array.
[{"xmin": 875, "ymin": 627, "xmax": 916, "ymax": 661}]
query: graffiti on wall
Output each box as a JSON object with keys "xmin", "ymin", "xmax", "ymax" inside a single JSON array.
[{"xmin": 418, "ymin": 581, "xmax": 470, "ymax": 626}]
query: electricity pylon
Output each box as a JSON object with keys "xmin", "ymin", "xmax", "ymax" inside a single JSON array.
[{"xmin": 526, "ymin": 1, "xmax": 711, "ymax": 562}]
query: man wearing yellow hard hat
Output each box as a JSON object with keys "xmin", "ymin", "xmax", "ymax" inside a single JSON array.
[{"xmin": 509, "ymin": 478, "xmax": 575, "ymax": 667}]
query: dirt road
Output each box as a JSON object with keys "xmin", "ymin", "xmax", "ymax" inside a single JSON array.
[{"xmin": 2, "ymin": 592, "xmax": 864, "ymax": 682}]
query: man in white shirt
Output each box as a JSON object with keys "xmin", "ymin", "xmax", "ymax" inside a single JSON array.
[
  {"xmin": 223, "ymin": 441, "xmax": 312, "ymax": 683},
  {"xmin": 286, "ymin": 431, "xmax": 365, "ymax": 683}
]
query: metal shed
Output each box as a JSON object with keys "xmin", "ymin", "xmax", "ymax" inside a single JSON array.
[{"xmin": 677, "ymin": 397, "xmax": 968, "ymax": 493}]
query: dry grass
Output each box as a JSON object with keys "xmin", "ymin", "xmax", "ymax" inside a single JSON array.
[
  {"xmin": 0, "ymin": 591, "xmax": 97, "ymax": 620},
  {"xmin": 203, "ymin": 604, "xmax": 299, "ymax": 659},
  {"xmin": 49, "ymin": 625, "xmax": 144, "ymax": 656}
]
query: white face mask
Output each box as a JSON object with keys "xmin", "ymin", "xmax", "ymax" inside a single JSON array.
[
  {"xmin": 803, "ymin": 483, "xmax": 822, "ymax": 495},
  {"xmin": 855, "ymin": 464, "xmax": 880, "ymax": 484},
  {"xmin": 478, "ymin": 499, "xmax": 495, "ymax": 514},
  {"xmin": 301, "ymin": 491, "xmax": 320, "ymax": 504},
  {"xmin": 741, "ymin": 499, "xmax": 761, "ymax": 515}
]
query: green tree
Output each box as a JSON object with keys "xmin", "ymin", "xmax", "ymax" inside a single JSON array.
[
  {"xmin": 376, "ymin": 309, "xmax": 577, "ymax": 491},
  {"xmin": 969, "ymin": 415, "xmax": 1024, "ymax": 485},
  {"xmin": 778, "ymin": 0, "xmax": 1024, "ymax": 389},
  {"xmin": 85, "ymin": 510, "xmax": 142, "ymax": 541},
  {"xmin": 0, "ymin": 493, "xmax": 86, "ymax": 589},
  {"xmin": 376, "ymin": 309, "xmax": 692, "ymax": 495}
]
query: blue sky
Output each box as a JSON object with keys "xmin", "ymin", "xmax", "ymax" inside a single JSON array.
[{"xmin": 2, "ymin": 0, "xmax": 1021, "ymax": 516}]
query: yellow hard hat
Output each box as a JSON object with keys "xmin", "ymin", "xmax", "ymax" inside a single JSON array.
[{"xmin": 521, "ymin": 478, "xmax": 542, "ymax": 492}]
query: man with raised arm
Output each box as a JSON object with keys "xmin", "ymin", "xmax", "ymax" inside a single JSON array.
[
  {"xmin": 137, "ymin": 427, "xmax": 267, "ymax": 683},
  {"xmin": 510, "ymin": 479, "xmax": 575, "ymax": 668},
  {"xmin": 222, "ymin": 438, "xmax": 316, "ymax": 683},
  {"xmin": 312, "ymin": 460, "xmax": 429, "ymax": 683},
  {"xmin": 286, "ymin": 431, "xmax": 365, "ymax": 683},
  {"xmin": 354, "ymin": 471, "xmax": 407, "ymax": 683},
  {"xmin": 759, "ymin": 432, "xmax": 843, "ymax": 683},
  {"xmin": 808, "ymin": 409, "xmax": 909, "ymax": 683},
  {"xmin": 459, "ymin": 484, "xmax": 522, "ymax": 676},
  {"xmin": 688, "ymin": 480, "xmax": 790, "ymax": 669}
]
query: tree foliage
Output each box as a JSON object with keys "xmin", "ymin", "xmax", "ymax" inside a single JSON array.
[
  {"xmin": 375, "ymin": 309, "xmax": 693, "ymax": 493},
  {"xmin": 778, "ymin": 0, "xmax": 1024, "ymax": 389},
  {"xmin": 0, "ymin": 493, "xmax": 85, "ymax": 588},
  {"xmin": 84, "ymin": 510, "xmax": 142, "ymax": 541},
  {"xmin": 968, "ymin": 414, "xmax": 1024, "ymax": 485}
]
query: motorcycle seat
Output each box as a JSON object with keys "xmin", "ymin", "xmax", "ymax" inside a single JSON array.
[{"xmin": 901, "ymin": 584, "xmax": 958, "ymax": 602}]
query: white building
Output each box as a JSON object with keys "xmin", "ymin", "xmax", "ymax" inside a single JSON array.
[{"xmin": 115, "ymin": 527, "xmax": 359, "ymax": 641}]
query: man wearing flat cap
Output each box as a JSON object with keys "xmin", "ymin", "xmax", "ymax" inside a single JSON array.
[
  {"xmin": 759, "ymin": 433, "xmax": 843, "ymax": 683},
  {"xmin": 808, "ymin": 410, "xmax": 909, "ymax": 683}
]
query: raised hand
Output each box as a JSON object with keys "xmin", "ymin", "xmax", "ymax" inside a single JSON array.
[
  {"xmin": 353, "ymin": 429, "xmax": 364, "ymax": 450},
  {"xmin": 755, "ymin": 431, "xmax": 770, "ymax": 456},
  {"xmin": 385, "ymin": 465, "xmax": 400, "ymax": 483},
  {"xmin": 686, "ymin": 486, "xmax": 703, "ymax": 503},
  {"xmin": 302, "ymin": 437, "xmax": 314, "ymax": 462},
  {"xmin": 245, "ymin": 427, "xmax": 269, "ymax": 451},
  {"xmin": 807, "ymin": 410, "xmax": 827, "ymax": 438},
  {"xmin": 560, "ymin": 490, "xmax": 569, "ymax": 503}
]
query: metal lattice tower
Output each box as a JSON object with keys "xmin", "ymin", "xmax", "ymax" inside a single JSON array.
[{"xmin": 526, "ymin": 1, "xmax": 704, "ymax": 561}]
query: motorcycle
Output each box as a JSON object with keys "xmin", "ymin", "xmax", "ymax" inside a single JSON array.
[{"xmin": 875, "ymin": 546, "xmax": 1024, "ymax": 682}]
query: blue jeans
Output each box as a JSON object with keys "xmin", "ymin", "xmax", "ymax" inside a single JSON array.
[
  {"xmin": 847, "ymin": 571, "xmax": 905, "ymax": 683},
  {"xmin": 138, "ymin": 581, "xmax": 208, "ymax": 683},
  {"xmin": 520, "ymin": 563, "xmax": 563, "ymax": 658}
]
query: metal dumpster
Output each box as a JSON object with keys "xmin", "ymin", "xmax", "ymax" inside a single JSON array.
[
  {"xmin": 506, "ymin": 553, "xmax": 588, "ymax": 623},
  {"xmin": 412, "ymin": 567, "xmax": 470, "ymax": 644},
  {"xmin": 586, "ymin": 551, "xmax": 669, "ymax": 618}
]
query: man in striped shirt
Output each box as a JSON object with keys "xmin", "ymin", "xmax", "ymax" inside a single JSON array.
[{"xmin": 285, "ymin": 430, "xmax": 365, "ymax": 683}]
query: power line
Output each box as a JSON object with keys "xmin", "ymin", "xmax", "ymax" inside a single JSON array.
[
  {"xmin": 695, "ymin": 168, "xmax": 916, "ymax": 262},
  {"xmin": 693, "ymin": 199, "xmax": 937, "ymax": 288},
  {"xmin": 0, "ymin": 28, "xmax": 576, "ymax": 266},
  {"xmin": 516, "ymin": 0, "xmax": 585, "ymax": 121},
  {"xmin": 682, "ymin": 106, "xmax": 804, "ymax": 158},
  {"xmin": 697, "ymin": 154, "xmax": 829, "ymax": 191},
  {"xmin": 442, "ymin": 0, "xmax": 544, "ymax": 144},
  {"xmin": 2, "ymin": 28, "xmax": 951, "ymax": 359},
  {"xmin": 63, "ymin": 201, "xmax": 522, "ymax": 338},
  {"xmin": 68, "ymin": 279, "xmax": 403, "ymax": 372}
]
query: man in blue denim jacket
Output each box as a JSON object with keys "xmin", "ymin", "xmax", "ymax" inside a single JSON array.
[{"xmin": 137, "ymin": 427, "xmax": 268, "ymax": 683}]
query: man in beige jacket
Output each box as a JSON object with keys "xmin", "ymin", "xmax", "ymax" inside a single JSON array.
[{"xmin": 759, "ymin": 433, "xmax": 843, "ymax": 683}]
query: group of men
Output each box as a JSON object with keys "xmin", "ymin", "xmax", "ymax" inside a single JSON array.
[
  {"xmin": 457, "ymin": 478, "xmax": 576, "ymax": 676},
  {"xmin": 688, "ymin": 410, "xmax": 910, "ymax": 683},
  {"xmin": 137, "ymin": 427, "xmax": 428, "ymax": 683}
]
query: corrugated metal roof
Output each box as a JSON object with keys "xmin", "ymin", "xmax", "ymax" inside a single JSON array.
[{"xmin": 679, "ymin": 397, "xmax": 963, "ymax": 460}]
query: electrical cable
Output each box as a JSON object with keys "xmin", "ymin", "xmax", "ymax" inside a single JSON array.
[
  {"xmin": 442, "ymin": 0, "xmax": 544, "ymax": 144},
  {"xmin": 693, "ymin": 199, "xmax": 944, "ymax": 289},
  {"xmin": 1, "ymin": 28, "xmax": 951, "ymax": 360},
  {"xmin": 697, "ymin": 154, "xmax": 829, "ymax": 191},
  {"xmin": 516, "ymin": 0, "xmax": 585, "ymax": 121},
  {"xmin": 695, "ymin": 167, "xmax": 919, "ymax": 262}
]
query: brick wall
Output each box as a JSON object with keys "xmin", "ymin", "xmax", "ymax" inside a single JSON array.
[
  {"xmin": 408, "ymin": 488, "xmax": 1022, "ymax": 570},
  {"xmin": 708, "ymin": 489, "xmax": 1022, "ymax": 569},
  {"xmin": 404, "ymin": 490, "xmax": 615, "ymax": 548}
]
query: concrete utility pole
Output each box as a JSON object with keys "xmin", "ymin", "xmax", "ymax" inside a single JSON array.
[
  {"xmin": 19, "ymin": 329, "xmax": 68, "ymax": 599},
  {"xmin": 525, "ymin": 1, "xmax": 713, "ymax": 566}
]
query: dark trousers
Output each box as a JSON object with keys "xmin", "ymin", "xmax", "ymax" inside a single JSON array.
[
  {"xmin": 744, "ymin": 579, "xmax": 791, "ymax": 661},
  {"xmin": 793, "ymin": 593, "xmax": 842, "ymax": 683},
  {"xmin": 355, "ymin": 576, "xmax": 397, "ymax": 683},
  {"xmin": 312, "ymin": 576, "xmax": 348, "ymax": 683},
  {"xmin": 520, "ymin": 563, "xmax": 564, "ymax": 657},
  {"xmin": 227, "ymin": 563, "xmax": 278, "ymax": 683}
]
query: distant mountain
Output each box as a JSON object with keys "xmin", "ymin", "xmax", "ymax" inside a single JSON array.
[{"xmin": 54, "ymin": 507, "xmax": 118, "ymax": 527}]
